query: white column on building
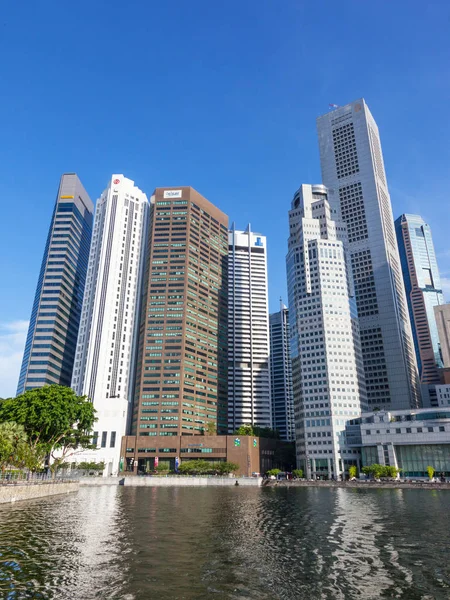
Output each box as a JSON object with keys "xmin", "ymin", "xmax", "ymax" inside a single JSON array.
[{"xmin": 71, "ymin": 175, "xmax": 149, "ymax": 475}]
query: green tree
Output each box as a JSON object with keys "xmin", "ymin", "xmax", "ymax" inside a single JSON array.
[
  {"xmin": 0, "ymin": 385, "xmax": 97, "ymax": 478},
  {"xmin": 156, "ymin": 462, "xmax": 170, "ymax": 474},
  {"xmin": 292, "ymin": 469, "xmax": 303, "ymax": 479},
  {"xmin": 267, "ymin": 468, "xmax": 281, "ymax": 477},
  {"xmin": 362, "ymin": 464, "xmax": 400, "ymax": 479},
  {"xmin": 16, "ymin": 442, "xmax": 47, "ymax": 473},
  {"xmin": 427, "ymin": 465, "xmax": 435, "ymax": 480},
  {"xmin": 384, "ymin": 465, "xmax": 400, "ymax": 478},
  {"xmin": 233, "ymin": 425, "xmax": 280, "ymax": 439},
  {"xmin": 348, "ymin": 465, "xmax": 357, "ymax": 479},
  {"xmin": 234, "ymin": 424, "xmax": 255, "ymax": 436},
  {"xmin": 203, "ymin": 421, "xmax": 217, "ymax": 436},
  {"xmin": 77, "ymin": 461, "xmax": 105, "ymax": 472},
  {"xmin": 0, "ymin": 422, "xmax": 28, "ymax": 472},
  {"xmin": 215, "ymin": 462, "xmax": 239, "ymax": 475}
]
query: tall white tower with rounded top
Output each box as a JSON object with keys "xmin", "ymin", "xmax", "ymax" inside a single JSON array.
[{"xmin": 72, "ymin": 175, "xmax": 149, "ymax": 474}]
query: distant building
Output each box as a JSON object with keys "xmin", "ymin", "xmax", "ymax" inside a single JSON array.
[
  {"xmin": 434, "ymin": 304, "xmax": 450, "ymax": 368},
  {"xmin": 120, "ymin": 434, "xmax": 293, "ymax": 476},
  {"xmin": 228, "ymin": 225, "xmax": 271, "ymax": 432},
  {"xmin": 269, "ymin": 303, "xmax": 295, "ymax": 441},
  {"xmin": 349, "ymin": 407, "xmax": 450, "ymax": 478},
  {"xmin": 395, "ymin": 214, "xmax": 444, "ymax": 384},
  {"xmin": 71, "ymin": 175, "xmax": 149, "ymax": 475},
  {"xmin": 129, "ymin": 187, "xmax": 229, "ymax": 439},
  {"xmin": 286, "ymin": 184, "xmax": 367, "ymax": 479},
  {"xmin": 317, "ymin": 99, "xmax": 420, "ymax": 410},
  {"xmin": 17, "ymin": 174, "xmax": 93, "ymax": 395}
]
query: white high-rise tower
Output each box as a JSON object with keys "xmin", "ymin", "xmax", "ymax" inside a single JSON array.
[
  {"xmin": 317, "ymin": 99, "xmax": 420, "ymax": 410},
  {"xmin": 228, "ymin": 225, "xmax": 271, "ymax": 432},
  {"xmin": 286, "ymin": 184, "xmax": 367, "ymax": 478},
  {"xmin": 72, "ymin": 175, "xmax": 149, "ymax": 474}
]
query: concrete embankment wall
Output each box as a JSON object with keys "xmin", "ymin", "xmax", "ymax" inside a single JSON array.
[
  {"xmin": 79, "ymin": 477, "xmax": 122, "ymax": 486},
  {"xmin": 80, "ymin": 476, "xmax": 262, "ymax": 487},
  {"xmin": 122, "ymin": 476, "xmax": 262, "ymax": 487},
  {"xmin": 0, "ymin": 481, "xmax": 79, "ymax": 504}
]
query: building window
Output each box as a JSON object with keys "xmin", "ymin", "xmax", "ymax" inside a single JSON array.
[
  {"xmin": 101, "ymin": 432, "xmax": 107, "ymax": 448},
  {"xmin": 110, "ymin": 432, "xmax": 116, "ymax": 448},
  {"xmin": 93, "ymin": 431, "xmax": 99, "ymax": 446}
]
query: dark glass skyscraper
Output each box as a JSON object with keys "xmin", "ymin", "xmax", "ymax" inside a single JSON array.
[
  {"xmin": 17, "ymin": 174, "xmax": 93, "ymax": 395},
  {"xmin": 269, "ymin": 303, "xmax": 295, "ymax": 441},
  {"xmin": 395, "ymin": 214, "xmax": 444, "ymax": 384}
]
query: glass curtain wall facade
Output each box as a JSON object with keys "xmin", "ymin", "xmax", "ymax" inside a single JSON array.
[
  {"xmin": 130, "ymin": 187, "xmax": 229, "ymax": 438},
  {"xmin": 317, "ymin": 99, "xmax": 420, "ymax": 410},
  {"xmin": 395, "ymin": 214, "xmax": 444, "ymax": 384},
  {"xmin": 228, "ymin": 225, "xmax": 271, "ymax": 432},
  {"xmin": 269, "ymin": 303, "xmax": 295, "ymax": 441},
  {"xmin": 17, "ymin": 174, "xmax": 93, "ymax": 395}
]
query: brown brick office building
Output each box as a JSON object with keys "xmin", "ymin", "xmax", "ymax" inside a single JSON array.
[
  {"xmin": 120, "ymin": 434, "xmax": 291, "ymax": 476},
  {"xmin": 129, "ymin": 187, "xmax": 229, "ymax": 439}
]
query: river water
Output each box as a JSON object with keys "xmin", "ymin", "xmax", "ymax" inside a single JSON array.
[{"xmin": 0, "ymin": 485, "xmax": 449, "ymax": 599}]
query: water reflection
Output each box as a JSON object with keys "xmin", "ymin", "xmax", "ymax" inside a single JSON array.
[{"xmin": 0, "ymin": 486, "xmax": 448, "ymax": 599}]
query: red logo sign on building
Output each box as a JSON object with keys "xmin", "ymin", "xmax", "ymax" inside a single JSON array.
[{"xmin": 113, "ymin": 179, "xmax": 120, "ymax": 184}]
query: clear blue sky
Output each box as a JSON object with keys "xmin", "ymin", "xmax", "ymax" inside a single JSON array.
[{"xmin": 1, "ymin": 1, "xmax": 450, "ymax": 396}]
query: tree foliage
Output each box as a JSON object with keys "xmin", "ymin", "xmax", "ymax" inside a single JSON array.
[
  {"xmin": 292, "ymin": 469, "xmax": 304, "ymax": 479},
  {"xmin": 203, "ymin": 421, "xmax": 217, "ymax": 436},
  {"xmin": 177, "ymin": 460, "xmax": 239, "ymax": 475},
  {"xmin": 0, "ymin": 385, "xmax": 97, "ymax": 475},
  {"xmin": 267, "ymin": 468, "xmax": 281, "ymax": 477},
  {"xmin": 361, "ymin": 464, "xmax": 400, "ymax": 479},
  {"xmin": 76, "ymin": 461, "xmax": 105, "ymax": 472},
  {"xmin": 233, "ymin": 425, "xmax": 280, "ymax": 439},
  {"xmin": 427, "ymin": 465, "xmax": 435, "ymax": 480},
  {"xmin": 348, "ymin": 465, "xmax": 357, "ymax": 479},
  {"xmin": 0, "ymin": 422, "xmax": 28, "ymax": 471}
]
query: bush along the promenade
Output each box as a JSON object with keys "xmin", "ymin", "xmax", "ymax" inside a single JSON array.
[
  {"xmin": 292, "ymin": 469, "xmax": 304, "ymax": 479},
  {"xmin": 266, "ymin": 468, "xmax": 281, "ymax": 477},
  {"xmin": 0, "ymin": 385, "xmax": 97, "ymax": 478},
  {"xmin": 348, "ymin": 465, "xmax": 357, "ymax": 479},
  {"xmin": 427, "ymin": 465, "xmax": 435, "ymax": 480},
  {"xmin": 76, "ymin": 461, "xmax": 105, "ymax": 472},
  {"xmin": 361, "ymin": 464, "xmax": 400, "ymax": 479},
  {"xmin": 176, "ymin": 460, "xmax": 239, "ymax": 476}
]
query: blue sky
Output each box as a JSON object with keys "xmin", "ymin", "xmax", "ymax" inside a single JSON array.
[{"xmin": 1, "ymin": 0, "xmax": 450, "ymax": 396}]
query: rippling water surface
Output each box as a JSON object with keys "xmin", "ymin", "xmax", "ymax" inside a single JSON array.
[{"xmin": 0, "ymin": 486, "xmax": 449, "ymax": 599}]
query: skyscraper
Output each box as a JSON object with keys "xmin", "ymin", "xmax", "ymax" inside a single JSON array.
[
  {"xmin": 435, "ymin": 304, "xmax": 450, "ymax": 369},
  {"xmin": 269, "ymin": 302, "xmax": 295, "ymax": 441},
  {"xmin": 17, "ymin": 174, "xmax": 93, "ymax": 395},
  {"xmin": 71, "ymin": 175, "xmax": 149, "ymax": 475},
  {"xmin": 286, "ymin": 184, "xmax": 367, "ymax": 478},
  {"xmin": 130, "ymin": 187, "xmax": 229, "ymax": 441},
  {"xmin": 317, "ymin": 99, "xmax": 420, "ymax": 410},
  {"xmin": 228, "ymin": 225, "xmax": 271, "ymax": 432},
  {"xmin": 395, "ymin": 214, "xmax": 444, "ymax": 384}
]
